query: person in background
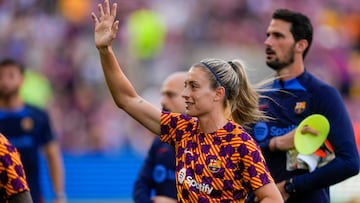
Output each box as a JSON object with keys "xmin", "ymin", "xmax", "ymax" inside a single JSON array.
[
  {"xmin": 91, "ymin": 1, "xmax": 283, "ymax": 202},
  {"xmin": 0, "ymin": 58, "xmax": 66, "ymax": 203},
  {"xmin": 0, "ymin": 132, "xmax": 33, "ymax": 203},
  {"xmin": 133, "ymin": 71, "xmax": 187, "ymax": 203},
  {"xmin": 247, "ymin": 8, "xmax": 360, "ymax": 203}
]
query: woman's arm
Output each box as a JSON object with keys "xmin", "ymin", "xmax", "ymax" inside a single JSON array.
[{"xmin": 91, "ymin": 0, "xmax": 161, "ymax": 134}]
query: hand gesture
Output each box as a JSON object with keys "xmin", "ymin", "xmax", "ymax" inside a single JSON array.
[{"xmin": 91, "ymin": 0, "xmax": 119, "ymax": 49}]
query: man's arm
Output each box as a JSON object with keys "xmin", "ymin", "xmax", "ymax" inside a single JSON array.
[
  {"xmin": 256, "ymin": 129, "xmax": 295, "ymax": 154},
  {"xmin": 292, "ymin": 87, "xmax": 359, "ymax": 193},
  {"xmin": 133, "ymin": 138, "xmax": 158, "ymax": 203},
  {"xmin": 8, "ymin": 191, "xmax": 33, "ymax": 203},
  {"xmin": 43, "ymin": 141, "xmax": 66, "ymax": 203}
]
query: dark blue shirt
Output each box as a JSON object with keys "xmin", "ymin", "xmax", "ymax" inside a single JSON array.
[
  {"xmin": 133, "ymin": 137, "xmax": 176, "ymax": 203},
  {"xmin": 249, "ymin": 70, "xmax": 359, "ymax": 203},
  {"xmin": 0, "ymin": 104, "xmax": 55, "ymax": 203}
]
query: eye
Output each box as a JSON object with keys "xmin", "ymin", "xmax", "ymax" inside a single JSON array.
[
  {"xmin": 191, "ymin": 84, "xmax": 198, "ymax": 89},
  {"xmin": 273, "ymin": 32, "xmax": 284, "ymax": 39},
  {"xmin": 167, "ymin": 92, "xmax": 176, "ymax": 99},
  {"xmin": 186, "ymin": 81, "xmax": 198, "ymax": 90}
]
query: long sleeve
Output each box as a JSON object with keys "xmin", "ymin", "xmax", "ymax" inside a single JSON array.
[
  {"xmin": 133, "ymin": 138, "xmax": 158, "ymax": 203},
  {"xmin": 293, "ymin": 85, "xmax": 360, "ymax": 192},
  {"xmin": 249, "ymin": 71, "xmax": 360, "ymax": 202}
]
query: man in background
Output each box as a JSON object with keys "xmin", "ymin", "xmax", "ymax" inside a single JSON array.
[
  {"xmin": 248, "ymin": 8, "xmax": 359, "ymax": 203},
  {"xmin": 133, "ymin": 71, "xmax": 187, "ymax": 203},
  {"xmin": 0, "ymin": 58, "xmax": 66, "ymax": 203}
]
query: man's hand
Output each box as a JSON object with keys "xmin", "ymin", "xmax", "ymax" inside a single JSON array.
[
  {"xmin": 53, "ymin": 197, "xmax": 66, "ymax": 203},
  {"xmin": 270, "ymin": 124, "xmax": 319, "ymax": 152},
  {"xmin": 300, "ymin": 125, "xmax": 319, "ymax": 136},
  {"xmin": 91, "ymin": 0, "xmax": 119, "ymax": 49},
  {"xmin": 270, "ymin": 129, "xmax": 295, "ymax": 151}
]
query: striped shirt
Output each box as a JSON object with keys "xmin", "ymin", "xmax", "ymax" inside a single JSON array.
[
  {"xmin": 160, "ymin": 112, "xmax": 273, "ymax": 202},
  {"xmin": 0, "ymin": 133, "xmax": 29, "ymax": 202}
]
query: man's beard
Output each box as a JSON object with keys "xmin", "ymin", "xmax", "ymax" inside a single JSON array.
[
  {"xmin": 266, "ymin": 46, "xmax": 295, "ymax": 71},
  {"xmin": 0, "ymin": 89, "xmax": 18, "ymax": 99}
]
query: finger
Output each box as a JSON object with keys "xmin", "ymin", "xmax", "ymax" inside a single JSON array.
[
  {"xmin": 113, "ymin": 20, "xmax": 120, "ymax": 29},
  {"xmin": 104, "ymin": 0, "xmax": 110, "ymax": 15},
  {"xmin": 91, "ymin": 12, "xmax": 99, "ymax": 25},
  {"xmin": 306, "ymin": 126, "xmax": 318, "ymax": 135},
  {"xmin": 301, "ymin": 125, "xmax": 319, "ymax": 136},
  {"xmin": 98, "ymin": 3, "xmax": 104, "ymax": 17},
  {"xmin": 111, "ymin": 2, "xmax": 117, "ymax": 17},
  {"xmin": 112, "ymin": 20, "xmax": 119, "ymax": 36}
]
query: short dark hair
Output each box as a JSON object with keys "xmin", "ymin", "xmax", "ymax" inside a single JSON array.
[
  {"xmin": 273, "ymin": 8, "xmax": 313, "ymax": 59},
  {"xmin": 0, "ymin": 58, "xmax": 25, "ymax": 74}
]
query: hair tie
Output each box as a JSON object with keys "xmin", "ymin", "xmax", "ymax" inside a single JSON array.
[{"xmin": 228, "ymin": 61, "xmax": 236, "ymax": 70}]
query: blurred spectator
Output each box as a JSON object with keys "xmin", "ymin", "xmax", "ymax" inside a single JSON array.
[
  {"xmin": 0, "ymin": 0, "xmax": 359, "ymax": 157},
  {"xmin": 1, "ymin": 1, "xmax": 359, "ymax": 202},
  {"xmin": 0, "ymin": 58, "xmax": 65, "ymax": 203}
]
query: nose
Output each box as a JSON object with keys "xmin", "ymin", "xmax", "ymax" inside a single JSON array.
[
  {"xmin": 264, "ymin": 37, "xmax": 270, "ymax": 46},
  {"xmin": 264, "ymin": 36, "xmax": 272, "ymax": 47},
  {"xmin": 181, "ymin": 88, "xmax": 189, "ymax": 100},
  {"xmin": 160, "ymin": 95, "xmax": 166, "ymax": 107}
]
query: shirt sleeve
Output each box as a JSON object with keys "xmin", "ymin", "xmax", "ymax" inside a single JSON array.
[
  {"xmin": 133, "ymin": 139, "xmax": 158, "ymax": 203},
  {"xmin": 294, "ymin": 85, "xmax": 360, "ymax": 192},
  {"xmin": 238, "ymin": 133, "xmax": 274, "ymax": 191},
  {"xmin": 38, "ymin": 110, "xmax": 56, "ymax": 145},
  {"xmin": 160, "ymin": 111, "xmax": 195, "ymax": 146},
  {"xmin": 0, "ymin": 134, "xmax": 30, "ymax": 200}
]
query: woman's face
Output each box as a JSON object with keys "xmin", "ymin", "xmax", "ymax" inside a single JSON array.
[{"xmin": 182, "ymin": 67, "xmax": 218, "ymax": 118}]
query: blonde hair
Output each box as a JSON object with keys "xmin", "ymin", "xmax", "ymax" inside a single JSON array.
[{"xmin": 195, "ymin": 58, "xmax": 266, "ymax": 129}]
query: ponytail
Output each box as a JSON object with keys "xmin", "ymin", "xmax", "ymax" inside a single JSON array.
[{"xmin": 228, "ymin": 60, "xmax": 266, "ymax": 129}]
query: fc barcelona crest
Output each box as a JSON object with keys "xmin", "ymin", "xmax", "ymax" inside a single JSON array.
[
  {"xmin": 294, "ymin": 101, "xmax": 306, "ymax": 114},
  {"xmin": 208, "ymin": 158, "xmax": 221, "ymax": 173},
  {"xmin": 21, "ymin": 117, "xmax": 34, "ymax": 132}
]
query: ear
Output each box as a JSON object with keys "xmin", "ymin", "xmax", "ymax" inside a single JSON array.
[
  {"xmin": 296, "ymin": 39, "xmax": 308, "ymax": 53},
  {"xmin": 214, "ymin": 86, "xmax": 226, "ymax": 102},
  {"xmin": 19, "ymin": 71, "xmax": 25, "ymax": 84},
  {"xmin": 19, "ymin": 76, "xmax": 25, "ymax": 86}
]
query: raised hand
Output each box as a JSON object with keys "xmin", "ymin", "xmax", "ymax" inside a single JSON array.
[{"xmin": 91, "ymin": 0, "xmax": 119, "ymax": 49}]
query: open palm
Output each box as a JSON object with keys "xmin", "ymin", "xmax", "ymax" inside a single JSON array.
[{"xmin": 91, "ymin": 0, "xmax": 119, "ymax": 49}]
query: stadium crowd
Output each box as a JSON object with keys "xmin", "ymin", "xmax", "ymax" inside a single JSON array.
[{"xmin": 0, "ymin": 0, "xmax": 359, "ymax": 155}]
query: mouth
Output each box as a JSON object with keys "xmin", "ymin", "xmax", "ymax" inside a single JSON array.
[
  {"xmin": 266, "ymin": 48, "xmax": 275, "ymax": 55},
  {"xmin": 266, "ymin": 55, "xmax": 274, "ymax": 61},
  {"xmin": 265, "ymin": 49, "xmax": 275, "ymax": 60},
  {"xmin": 185, "ymin": 101, "xmax": 193, "ymax": 109}
]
